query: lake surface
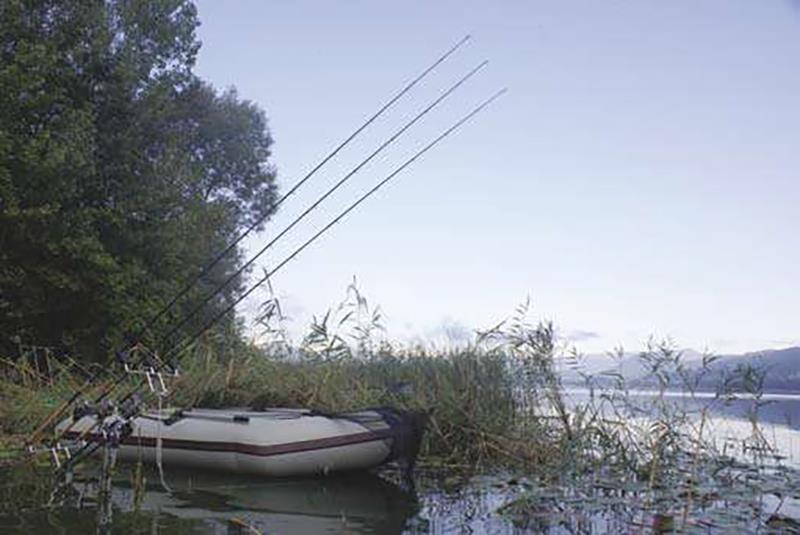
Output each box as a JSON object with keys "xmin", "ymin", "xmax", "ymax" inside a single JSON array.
[
  {"xmin": 0, "ymin": 466, "xmax": 530, "ymax": 534},
  {"xmin": 562, "ymin": 389, "xmax": 800, "ymax": 472},
  {"xmin": 564, "ymin": 388, "xmax": 800, "ymax": 429},
  {"xmin": 4, "ymin": 393, "xmax": 800, "ymax": 533}
]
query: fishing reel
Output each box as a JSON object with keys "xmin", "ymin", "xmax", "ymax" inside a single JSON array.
[
  {"xmin": 71, "ymin": 392, "xmax": 144, "ymax": 423},
  {"xmin": 47, "ymin": 393, "xmax": 144, "ymax": 473},
  {"xmin": 97, "ymin": 417, "xmax": 134, "ymax": 449},
  {"xmin": 72, "ymin": 398, "xmax": 114, "ymax": 421}
]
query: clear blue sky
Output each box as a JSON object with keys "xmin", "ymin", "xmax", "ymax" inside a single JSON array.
[{"xmin": 193, "ymin": 0, "xmax": 800, "ymax": 354}]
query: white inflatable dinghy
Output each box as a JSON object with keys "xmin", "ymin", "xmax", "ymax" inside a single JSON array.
[{"xmin": 57, "ymin": 407, "xmax": 426, "ymax": 477}]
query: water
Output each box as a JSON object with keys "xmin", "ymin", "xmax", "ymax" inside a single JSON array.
[
  {"xmin": 564, "ymin": 389, "xmax": 800, "ymax": 430},
  {"xmin": 0, "ymin": 466, "xmax": 527, "ymax": 534},
  {"xmin": 4, "ymin": 394, "xmax": 800, "ymax": 533},
  {"xmin": 112, "ymin": 470, "xmax": 419, "ymax": 533},
  {"xmin": 563, "ymin": 389, "xmax": 800, "ymax": 469}
]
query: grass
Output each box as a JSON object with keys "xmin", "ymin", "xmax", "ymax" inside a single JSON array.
[
  {"xmin": 1, "ymin": 287, "xmax": 799, "ymax": 530},
  {"xmin": 170, "ymin": 343, "xmax": 520, "ymax": 464}
]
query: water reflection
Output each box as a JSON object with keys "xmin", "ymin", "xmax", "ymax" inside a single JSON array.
[
  {"xmin": 0, "ymin": 466, "xmax": 420, "ymax": 534},
  {"xmin": 113, "ymin": 469, "xmax": 419, "ymax": 534}
]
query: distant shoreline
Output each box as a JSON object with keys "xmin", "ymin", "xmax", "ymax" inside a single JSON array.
[{"xmin": 561, "ymin": 386, "xmax": 800, "ymax": 400}]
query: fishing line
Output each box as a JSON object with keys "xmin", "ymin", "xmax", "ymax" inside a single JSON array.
[{"xmin": 155, "ymin": 393, "xmax": 171, "ymax": 493}]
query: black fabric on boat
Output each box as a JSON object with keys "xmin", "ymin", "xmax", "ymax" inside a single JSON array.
[
  {"xmin": 370, "ymin": 407, "xmax": 429, "ymax": 489},
  {"xmin": 158, "ymin": 410, "xmax": 250, "ymax": 426}
]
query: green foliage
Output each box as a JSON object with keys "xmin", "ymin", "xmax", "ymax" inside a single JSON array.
[
  {"xmin": 1, "ymin": 293, "xmax": 797, "ymax": 531},
  {"xmin": 0, "ymin": 0, "xmax": 278, "ymax": 360}
]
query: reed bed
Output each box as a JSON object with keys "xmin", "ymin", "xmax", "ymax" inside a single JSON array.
[{"xmin": 2, "ymin": 292, "xmax": 799, "ymax": 530}]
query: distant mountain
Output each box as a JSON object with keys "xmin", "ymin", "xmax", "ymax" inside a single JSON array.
[
  {"xmin": 561, "ymin": 347, "xmax": 800, "ymax": 393},
  {"xmin": 560, "ymin": 348, "xmax": 703, "ymax": 382},
  {"xmin": 701, "ymin": 347, "xmax": 800, "ymax": 392}
]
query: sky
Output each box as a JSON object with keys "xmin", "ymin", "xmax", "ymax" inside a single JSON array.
[{"xmin": 192, "ymin": 0, "xmax": 800, "ymax": 355}]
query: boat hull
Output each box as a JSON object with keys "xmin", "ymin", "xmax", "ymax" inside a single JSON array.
[{"xmin": 57, "ymin": 407, "xmax": 405, "ymax": 477}]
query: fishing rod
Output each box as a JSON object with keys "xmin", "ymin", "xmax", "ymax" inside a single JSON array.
[
  {"xmin": 53, "ymin": 87, "xmax": 508, "ymax": 474},
  {"xmin": 165, "ymin": 88, "xmax": 508, "ymax": 361},
  {"xmin": 25, "ymin": 36, "xmax": 471, "ymax": 448},
  {"xmin": 45, "ymin": 54, "xmax": 483, "ymax": 449},
  {"xmin": 158, "ymin": 60, "xmax": 489, "ymax": 351},
  {"xmin": 136, "ymin": 34, "xmax": 472, "ymax": 340}
]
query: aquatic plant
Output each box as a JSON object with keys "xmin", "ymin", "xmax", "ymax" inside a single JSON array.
[{"xmin": 1, "ymin": 285, "xmax": 799, "ymax": 531}]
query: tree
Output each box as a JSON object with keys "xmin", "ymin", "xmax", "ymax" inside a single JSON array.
[{"xmin": 0, "ymin": 0, "xmax": 278, "ymax": 361}]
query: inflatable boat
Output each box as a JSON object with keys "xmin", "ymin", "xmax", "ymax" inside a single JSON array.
[{"xmin": 57, "ymin": 406, "xmax": 426, "ymax": 477}]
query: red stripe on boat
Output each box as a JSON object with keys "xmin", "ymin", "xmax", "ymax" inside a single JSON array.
[{"xmin": 61, "ymin": 428, "xmax": 395, "ymax": 457}]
